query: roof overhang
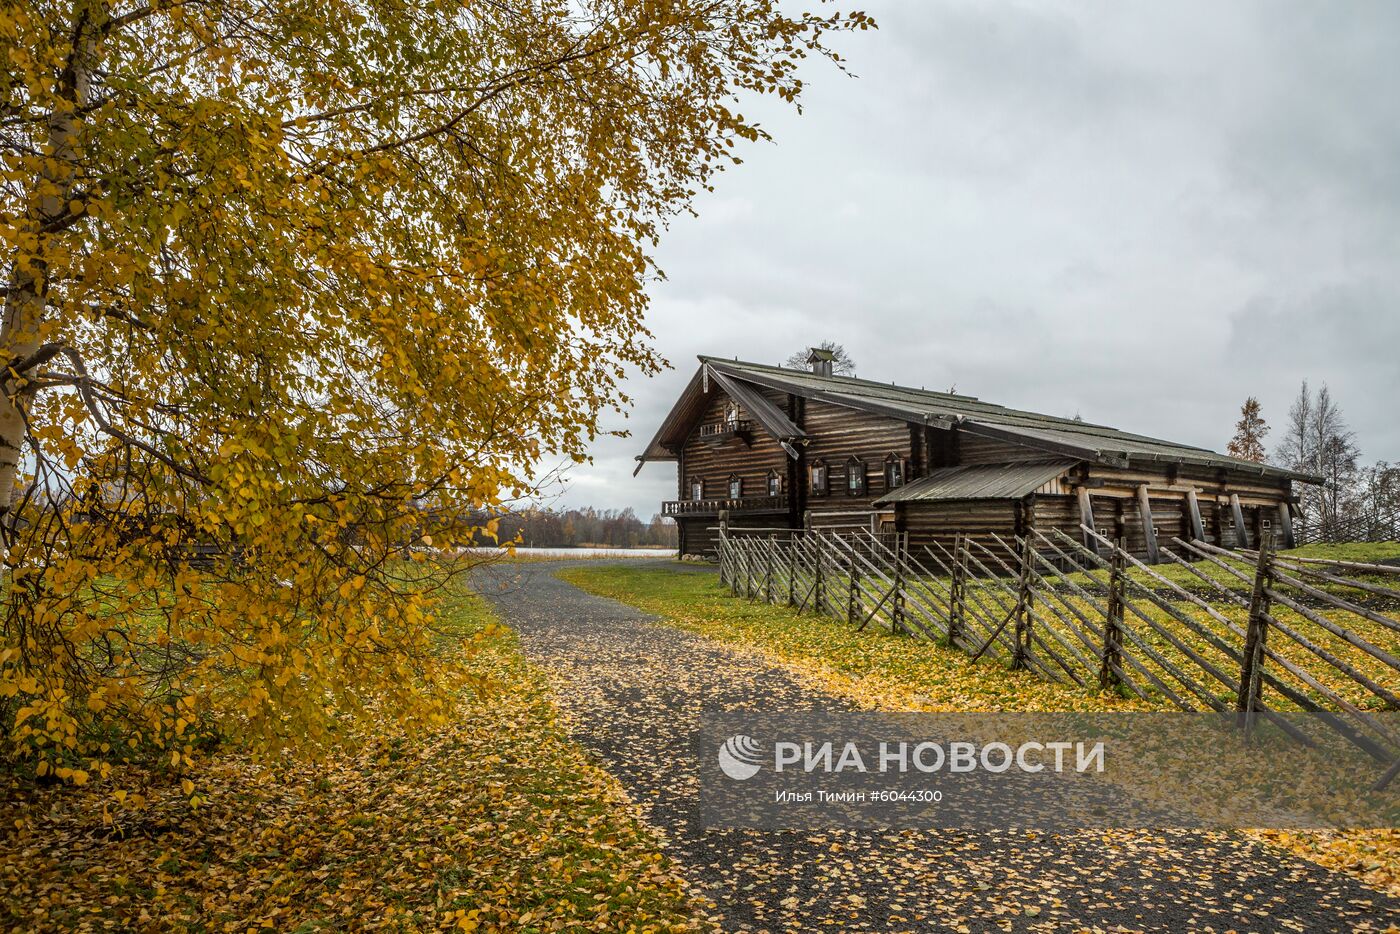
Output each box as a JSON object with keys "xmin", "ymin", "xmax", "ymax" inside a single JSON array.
[{"xmin": 633, "ymin": 361, "xmax": 806, "ymax": 476}]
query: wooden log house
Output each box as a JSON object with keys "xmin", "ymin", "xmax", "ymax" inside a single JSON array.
[{"xmin": 636, "ymin": 351, "xmax": 1319, "ymax": 561}]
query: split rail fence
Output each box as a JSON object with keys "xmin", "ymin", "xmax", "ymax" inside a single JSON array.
[
  {"xmin": 1296, "ymin": 506, "xmax": 1400, "ymax": 546},
  {"xmin": 717, "ymin": 524, "xmax": 1400, "ymax": 790}
]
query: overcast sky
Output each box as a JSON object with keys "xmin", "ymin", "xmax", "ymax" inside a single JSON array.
[{"xmin": 550, "ymin": 0, "xmax": 1400, "ymax": 517}]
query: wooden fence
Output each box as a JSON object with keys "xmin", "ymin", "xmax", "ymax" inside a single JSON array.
[
  {"xmin": 1296, "ymin": 506, "xmax": 1400, "ymax": 546},
  {"xmin": 717, "ymin": 525, "xmax": 1400, "ymax": 790}
]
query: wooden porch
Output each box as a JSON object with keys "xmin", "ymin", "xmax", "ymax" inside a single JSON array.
[{"xmin": 663, "ymin": 494, "xmax": 786, "ymax": 517}]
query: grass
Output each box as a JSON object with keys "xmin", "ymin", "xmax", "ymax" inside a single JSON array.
[
  {"xmin": 559, "ymin": 562, "xmax": 1400, "ymax": 898},
  {"xmin": 1289, "ymin": 542, "xmax": 1400, "ymax": 563},
  {"xmin": 1, "ymin": 585, "xmax": 708, "ymax": 933},
  {"xmin": 807, "ymin": 537, "xmax": 1400, "ymax": 717},
  {"xmin": 1099, "ymin": 539, "xmax": 1400, "ymax": 596},
  {"xmin": 556, "ymin": 563, "xmax": 1151, "ymax": 714}
]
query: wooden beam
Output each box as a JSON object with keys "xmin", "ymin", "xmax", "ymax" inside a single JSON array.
[
  {"xmin": 1077, "ymin": 487, "xmax": 1100, "ymax": 556},
  {"xmin": 1230, "ymin": 493, "xmax": 1250, "ymax": 550},
  {"xmin": 1185, "ymin": 488, "xmax": 1206, "ymax": 542},
  {"xmin": 1137, "ymin": 484, "xmax": 1160, "ymax": 565},
  {"xmin": 788, "ymin": 406, "xmax": 804, "ymax": 528},
  {"xmin": 1276, "ymin": 501, "xmax": 1296, "ymax": 549}
]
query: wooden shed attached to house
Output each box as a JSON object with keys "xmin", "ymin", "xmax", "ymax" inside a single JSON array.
[{"xmin": 636, "ymin": 353, "xmax": 1318, "ymax": 561}]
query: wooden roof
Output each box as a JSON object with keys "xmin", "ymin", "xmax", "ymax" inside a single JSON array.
[{"xmin": 637, "ymin": 356, "xmax": 1318, "ymax": 483}]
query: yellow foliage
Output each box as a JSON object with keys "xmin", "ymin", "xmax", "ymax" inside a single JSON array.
[
  {"xmin": 0, "ymin": 0, "xmax": 871, "ymax": 779},
  {"xmin": 0, "ymin": 592, "xmax": 709, "ymax": 930}
]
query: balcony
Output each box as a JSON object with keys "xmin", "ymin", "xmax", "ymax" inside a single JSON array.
[
  {"xmin": 663, "ymin": 494, "xmax": 786, "ymax": 517},
  {"xmin": 698, "ymin": 419, "xmax": 752, "ymax": 443}
]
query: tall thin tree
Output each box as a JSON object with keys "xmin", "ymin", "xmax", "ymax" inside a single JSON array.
[{"xmin": 1276, "ymin": 380, "xmax": 1360, "ymax": 536}]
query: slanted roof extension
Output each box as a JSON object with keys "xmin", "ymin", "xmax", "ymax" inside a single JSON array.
[{"xmin": 875, "ymin": 461, "xmax": 1076, "ymax": 505}]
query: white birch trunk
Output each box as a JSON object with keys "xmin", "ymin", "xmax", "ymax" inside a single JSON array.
[{"xmin": 0, "ymin": 7, "xmax": 97, "ymax": 539}]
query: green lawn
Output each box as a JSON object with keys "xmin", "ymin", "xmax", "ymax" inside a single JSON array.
[
  {"xmin": 714, "ymin": 536, "xmax": 1400, "ymax": 717},
  {"xmin": 557, "ymin": 563, "xmax": 1151, "ymax": 713}
]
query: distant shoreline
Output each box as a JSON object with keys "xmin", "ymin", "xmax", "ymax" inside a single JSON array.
[{"xmin": 466, "ymin": 545, "xmax": 675, "ymax": 559}]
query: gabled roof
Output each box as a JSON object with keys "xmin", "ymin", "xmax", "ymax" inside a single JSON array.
[
  {"xmin": 875, "ymin": 461, "xmax": 1075, "ymax": 505},
  {"xmin": 633, "ymin": 361, "xmax": 806, "ymax": 474},
  {"xmin": 636, "ymin": 356, "xmax": 1318, "ymax": 483}
]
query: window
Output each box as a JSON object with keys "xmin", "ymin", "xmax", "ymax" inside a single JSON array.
[
  {"xmin": 1261, "ymin": 518, "xmax": 1272, "ymax": 529},
  {"xmin": 847, "ymin": 458, "xmax": 867, "ymax": 496},
  {"xmin": 690, "ymin": 479, "xmax": 703, "ymax": 502},
  {"xmin": 724, "ymin": 401, "xmax": 741, "ymax": 427},
  {"xmin": 728, "ymin": 475, "xmax": 742, "ymax": 499},
  {"xmin": 810, "ymin": 460, "xmax": 827, "ymax": 495},
  {"xmin": 767, "ymin": 470, "xmax": 782, "ymax": 497},
  {"xmin": 884, "ymin": 454, "xmax": 905, "ymax": 489}
]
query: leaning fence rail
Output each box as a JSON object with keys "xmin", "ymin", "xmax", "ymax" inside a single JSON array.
[
  {"xmin": 1296, "ymin": 506, "xmax": 1400, "ymax": 546},
  {"xmin": 716, "ymin": 523, "xmax": 1400, "ymax": 789}
]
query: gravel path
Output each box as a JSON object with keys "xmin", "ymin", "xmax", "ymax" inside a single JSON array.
[{"xmin": 476, "ymin": 560, "xmax": 1399, "ymax": 933}]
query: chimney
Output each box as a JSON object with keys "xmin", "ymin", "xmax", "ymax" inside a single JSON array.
[{"xmin": 806, "ymin": 347, "xmax": 835, "ymax": 377}]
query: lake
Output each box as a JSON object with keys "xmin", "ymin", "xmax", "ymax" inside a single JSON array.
[{"xmin": 467, "ymin": 546, "xmax": 675, "ymax": 559}]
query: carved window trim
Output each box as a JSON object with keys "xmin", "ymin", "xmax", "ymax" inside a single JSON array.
[
  {"xmin": 846, "ymin": 457, "xmax": 867, "ymax": 496},
  {"xmin": 884, "ymin": 453, "xmax": 906, "ymax": 489}
]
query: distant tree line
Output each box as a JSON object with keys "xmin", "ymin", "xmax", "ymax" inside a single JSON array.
[
  {"xmin": 467, "ymin": 507, "xmax": 677, "ymax": 549},
  {"xmin": 1229, "ymin": 382, "xmax": 1399, "ymax": 542}
]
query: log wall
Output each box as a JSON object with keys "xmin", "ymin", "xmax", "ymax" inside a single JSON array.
[
  {"xmin": 801, "ymin": 399, "xmax": 913, "ymax": 528},
  {"xmin": 679, "ymin": 387, "xmax": 788, "ymax": 501},
  {"xmin": 956, "ymin": 432, "xmax": 1056, "ymax": 465}
]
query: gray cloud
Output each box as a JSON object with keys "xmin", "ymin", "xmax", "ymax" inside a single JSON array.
[{"xmin": 552, "ymin": 0, "xmax": 1400, "ymax": 515}]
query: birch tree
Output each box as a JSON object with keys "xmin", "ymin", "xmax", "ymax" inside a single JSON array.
[
  {"xmin": 1277, "ymin": 380, "xmax": 1361, "ymax": 535},
  {"xmin": 0, "ymin": 0, "xmax": 871, "ymax": 778}
]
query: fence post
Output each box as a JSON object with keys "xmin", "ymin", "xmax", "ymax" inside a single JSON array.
[
  {"xmin": 1099, "ymin": 539, "xmax": 1125, "ymax": 690},
  {"xmin": 787, "ymin": 535, "xmax": 798, "ymax": 606},
  {"xmin": 948, "ymin": 533, "xmax": 966, "ymax": 647},
  {"xmin": 847, "ymin": 559, "xmax": 860, "ymax": 626},
  {"xmin": 731, "ymin": 539, "xmax": 740, "ymax": 595},
  {"xmin": 730, "ymin": 538, "xmax": 740, "ymax": 596},
  {"xmin": 745, "ymin": 539, "xmax": 756, "ymax": 599},
  {"xmin": 892, "ymin": 540, "xmax": 907, "ymax": 636},
  {"xmin": 763, "ymin": 536, "xmax": 774, "ymax": 603},
  {"xmin": 1012, "ymin": 534, "xmax": 1035, "ymax": 668},
  {"xmin": 1237, "ymin": 530, "xmax": 1275, "ymax": 737},
  {"xmin": 738, "ymin": 540, "xmax": 749, "ymax": 597},
  {"xmin": 814, "ymin": 532, "xmax": 825, "ymax": 615},
  {"xmin": 718, "ymin": 510, "xmax": 730, "ymax": 584}
]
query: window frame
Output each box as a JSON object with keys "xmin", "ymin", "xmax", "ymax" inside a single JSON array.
[
  {"xmin": 766, "ymin": 470, "xmax": 782, "ymax": 498},
  {"xmin": 884, "ymin": 453, "xmax": 906, "ymax": 490},
  {"xmin": 728, "ymin": 474, "xmax": 743, "ymax": 500},
  {"xmin": 689, "ymin": 478, "xmax": 703, "ymax": 502},
  {"xmin": 809, "ymin": 459, "xmax": 828, "ymax": 496},
  {"xmin": 846, "ymin": 457, "xmax": 867, "ymax": 497}
]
